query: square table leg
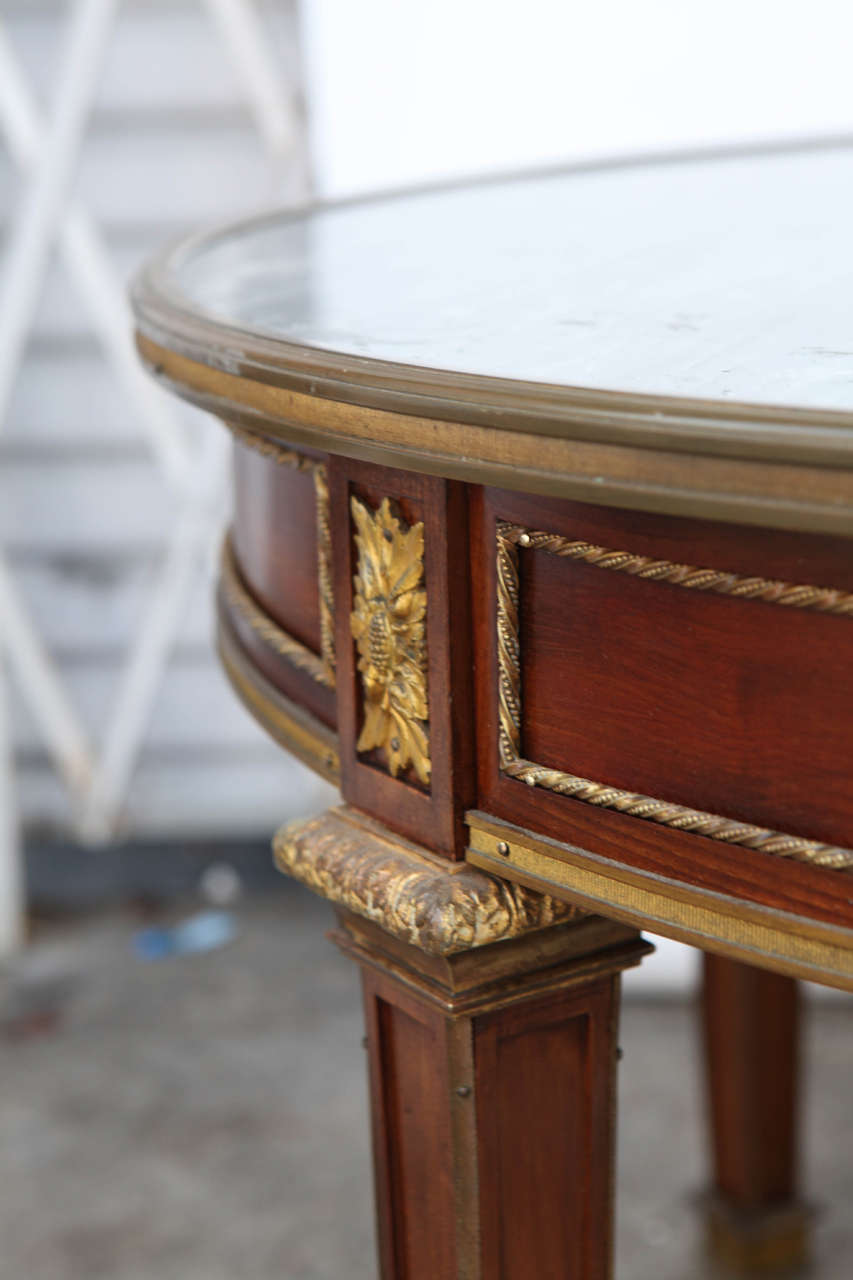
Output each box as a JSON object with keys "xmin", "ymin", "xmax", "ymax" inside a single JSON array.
[{"xmin": 334, "ymin": 908, "xmax": 650, "ymax": 1280}]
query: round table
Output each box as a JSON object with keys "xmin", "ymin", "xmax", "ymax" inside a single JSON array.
[{"xmin": 132, "ymin": 142, "xmax": 853, "ymax": 1279}]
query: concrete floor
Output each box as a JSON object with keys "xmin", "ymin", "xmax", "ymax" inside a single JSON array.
[{"xmin": 0, "ymin": 884, "xmax": 851, "ymax": 1279}]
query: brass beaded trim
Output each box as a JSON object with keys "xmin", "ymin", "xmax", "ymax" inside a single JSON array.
[
  {"xmin": 496, "ymin": 521, "xmax": 853, "ymax": 871},
  {"xmin": 227, "ymin": 423, "xmax": 335, "ymax": 686}
]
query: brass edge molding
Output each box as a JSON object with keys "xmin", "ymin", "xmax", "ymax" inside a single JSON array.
[
  {"xmin": 495, "ymin": 521, "xmax": 853, "ymax": 871},
  {"xmin": 466, "ymin": 812, "xmax": 853, "ymax": 991},
  {"xmin": 350, "ymin": 495, "xmax": 431, "ymax": 785},
  {"xmin": 273, "ymin": 806, "xmax": 578, "ymax": 955},
  {"xmin": 217, "ymin": 609, "xmax": 339, "ymax": 783},
  {"xmin": 227, "ymin": 422, "xmax": 335, "ymax": 684},
  {"xmin": 135, "ymin": 337, "xmax": 853, "ymax": 540},
  {"xmin": 131, "ymin": 136, "xmax": 853, "ymax": 464}
]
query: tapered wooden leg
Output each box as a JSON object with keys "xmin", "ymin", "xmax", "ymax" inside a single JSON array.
[
  {"xmin": 700, "ymin": 952, "xmax": 811, "ymax": 1272},
  {"xmin": 334, "ymin": 907, "xmax": 651, "ymax": 1280}
]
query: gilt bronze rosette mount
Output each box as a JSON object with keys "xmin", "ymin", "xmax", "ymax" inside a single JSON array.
[{"xmin": 350, "ymin": 495, "xmax": 431, "ymax": 786}]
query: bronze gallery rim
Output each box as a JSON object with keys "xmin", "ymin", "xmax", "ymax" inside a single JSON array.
[{"xmin": 132, "ymin": 140, "xmax": 853, "ymax": 536}]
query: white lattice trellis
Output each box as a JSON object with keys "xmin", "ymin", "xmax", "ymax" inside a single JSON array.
[{"xmin": 0, "ymin": 0, "xmax": 307, "ymax": 951}]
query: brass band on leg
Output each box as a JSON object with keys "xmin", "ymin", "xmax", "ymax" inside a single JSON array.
[{"xmin": 703, "ymin": 1193, "xmax": 813, "ymax": 1274}]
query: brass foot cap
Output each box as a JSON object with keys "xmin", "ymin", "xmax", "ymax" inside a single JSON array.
[{"xmin": 704, "ymin": 1193, "xmax": 814, "ymax": 1275}]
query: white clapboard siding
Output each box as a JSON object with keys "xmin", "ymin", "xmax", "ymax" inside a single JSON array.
[
  {"xmin": 6, "ymin": 348, "xmax": 148, "ymax": 449},
  {"xmin": 1, "ymin": 0, "xmax": 310, "ymax": 837},
  {"xmin": 11, "ymin": 558, "xmax": 216, "ymax": 654},
  {"xmin": 18, "ymin": 753, "xmax": 337, "ymax": 838},
  {"xmin": 10, "ymin": 654, "xmax": 279, "ymax": 755},
  {"xmin": 1, "ymin": 460, "xmax": 187, "ymax": 552},
  {"xmin": 0, "ymin": 120, "xmax": 296, "ymax": 227},
  {"xmin": 18, "ymin": 226, "xmax": 281, "ymax": 346},
  {"xmin": 6, "ymin": 345, "xmax": 216, "ymax": 457},
  {"xmin": 8, "ymin": 5, "xmax": 302, "ymax": 115},
  {"xmin": 20, "ymin": 237, "xmax": 209, "ymax": 343}
]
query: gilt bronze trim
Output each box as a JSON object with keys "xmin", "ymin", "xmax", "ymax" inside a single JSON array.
[
  {"xmin": 226, "ymin": 423, "xmax": 335, "ymax": 685},
  {"xmin": 134, "ymin": 336, "xmax": 853, "ymax": 539},
  {"xmin": 220, "ymin": 533, "xmax": 332, "ymax": 687},
  {"xmin": 217, "ymin": 608, "xmax": 339, "ymax": 783},
  {"xmin": 273, "ymin": 806, "xmax": 577, "ymax": 955},
  {"xmin": 350, "ymin": 495, "xmax": 431, "ymax": 785},
  {"xmin": 467, "ymin": 811, "xmax": 853, "ymax": 991},
  {"xmin": 496, "ymin": 520, "xmax": 853, "ymax": 871}
]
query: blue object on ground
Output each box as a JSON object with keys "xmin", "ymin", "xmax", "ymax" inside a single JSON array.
[{"xmin": 133, "ymin": 911, "xmax": 236, "ymax": 960}]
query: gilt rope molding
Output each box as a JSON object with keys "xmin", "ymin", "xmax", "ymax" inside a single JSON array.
[
  {"xmin": 224, "ymin": 423, "xmax": 335, "ymax": 687},
  {"xmin": 496, "ymin": 521, "xmax": 853, "ymax": 871},
  {"xmin": 274, "ymin": 806, "xmax": 578, "ymax": 955}
]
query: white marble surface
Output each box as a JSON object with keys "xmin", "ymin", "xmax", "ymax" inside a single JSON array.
[{"xmin": 172, "ymin": 144, "xmax": 853, "ymax": 415}]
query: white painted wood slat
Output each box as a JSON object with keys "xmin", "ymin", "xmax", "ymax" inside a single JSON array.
[
  {"xmin": 0, "ymin": 460, "xmax": 184, "ymax": 551},
  {"xmin": 19, "ymin": 753, "xmax": 336, "ymax": 838},
  {"xmin": 0, "ymin": 122, "xmax": 277, "ymax": 232},
  {"xmin": 10, "ymin": 8, "xmax": 299, "ymax": 114},
  {"xmin": 10, "ymin": 653, "xmax": 275, "ymax": 757},
  {"xmin": 6, "ymin": 351, "xmax": 144, "ymax": 446},
  {"xmin": 0, "ymin": 26, "xmax": 194, "ymax": 488},
  {"xmin": 9, "ymin": 559, "xmax": 216, "ymax": 653},
  {"xmin": 0, "ymin": 0, "xmax": 309, "ymax": 849}
]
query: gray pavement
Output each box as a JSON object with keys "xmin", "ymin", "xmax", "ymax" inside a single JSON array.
[{"xmin": 0, "ymin": 884, "xmax": 850, "ymax": 1279}]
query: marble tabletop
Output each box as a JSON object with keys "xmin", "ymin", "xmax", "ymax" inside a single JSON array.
[{"xmin": 145, "ymin": 142, "xmax": 853, "ymax": 419}]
